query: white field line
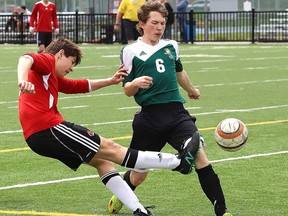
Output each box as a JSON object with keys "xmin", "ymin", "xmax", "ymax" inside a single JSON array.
[
  {"xmin": 203, "ymin": 78, "xmax": 288, "ymax": 87},
  {"xmin": 83, "ymin": 119, "xmax": 133, "ymax": 127},
  {"xmin": 0, "ymin": 66, "xmax": 12, "ymax": 69},
  {"xmin": 193, "ymin": 104, "xmax": 288, "ymax": 116},
  {"xmin": 1, "ymin": 150, "xmax": 287, "ymax": 191},
  {"xmin": 180, "ymin": 45, "xmax": 288, "ymax": 51},
  {"xmin": 180, "ymin": 54, "xmax": 231, "ymax": 58},
  {"xmin": 0, "ymin": 104, "xmax": 287, "ymax": 135},
  {"xmin": 210, "ymin": 150, "xmax": 288, "ymax": 163},
  {"xmin": 0, "ymin": 70, "xmax": 16, "ymax": 73},
  {"xmin": 59, "ymin": 92, "xmax": 122, "ymax": 100},
  {"xmin": 117, "ymin": 106, "xmax": 140, "ymax": 110},
  {"xmin": 0, "ymin": 130, "xmax": 22, "ymax": 134},
  {"xmin": 62, "ymin": 105, "xmax": 89, "ymax": 109}
]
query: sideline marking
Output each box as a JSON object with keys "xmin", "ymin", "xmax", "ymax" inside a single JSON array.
[
  {"xmin": 0, "ymin": 175, "xmax": 101, "ymax": 190},
  {"xmin": 0, "ymin": 210, "xmax": 103, "ymax": 216},
  {"xmin": 0, "ymin": 147, "xmax": 29, "ymax": 153},
  {"xmin": 62, "ymin": 105, "xmax": 89, "ymax": 109}
]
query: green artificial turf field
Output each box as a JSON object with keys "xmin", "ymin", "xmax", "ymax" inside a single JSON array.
[{"xmin": 0, "ymin": 43, "xmax": 287, "ymax": 216}]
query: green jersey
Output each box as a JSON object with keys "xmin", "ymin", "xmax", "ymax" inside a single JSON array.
[{"xmin": 121, "ymin": 39, "xmax": 186, "ymax": 106}]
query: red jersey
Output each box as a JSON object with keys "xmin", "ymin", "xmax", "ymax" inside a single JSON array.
[
  {"xmin": 29, "ymin": 1, "xmax": 59, "ymax": 32},
  {"xmin": 18, "ymin": 53, "xmax": 90, "ymax": 140}
]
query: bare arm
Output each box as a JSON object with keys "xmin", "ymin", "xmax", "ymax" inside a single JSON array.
[
  {"xmin": 123, "ymin": 76, "xmax": 153, "ymax": 97},
  {"xmin": 89, "ymin": 64, "xmax": 128, "ymax": 91},
  {"xmin": 17, "ymin": 56, "xmax": 35, "ymax": 94},
  {"xmin": 114, "ymin": 11, "xmax": 123, "ymax": 31},
  {"xmin": 177, "ymin": 70, "xmax": 200, "ymax": 100}
]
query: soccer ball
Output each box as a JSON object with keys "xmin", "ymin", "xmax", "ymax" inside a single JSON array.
[{"xmin": 214, "ymin": 118, "xmax": 248, "ymax": 152}]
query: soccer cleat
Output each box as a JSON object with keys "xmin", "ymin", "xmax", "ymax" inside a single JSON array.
[
  {"xmin": 133, "ymin": 206, "xmax": 155, "ymax": 216},
  {"xmin": 107, "ymin": 195, "xmax": 123, "ymax": 214},
  {"xmin": 172, "ymin": 131, "xmax": 201, "ymax": 174}
]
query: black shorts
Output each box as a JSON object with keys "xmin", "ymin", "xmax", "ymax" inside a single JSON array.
[
  {"xmin": 37, "ymin": 32, "xmax": 53, "ymax": 47},
  {"xmin": 130, "ymin": 102, "xmax": 198, "ymax": 152},
  {"xmin": 122, "ymin": 19, "xmax": 140, "ymax": 41},
  {"xmin": 26, "ymin": 121, "xmax": 100, "ymax": 171}
]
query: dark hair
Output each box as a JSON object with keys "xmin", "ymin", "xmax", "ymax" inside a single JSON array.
[
  {"xmin": 20, "ymin": 5, "xmax": 26, "ymax": 10},
  {"xmin": 136, "ymin": 2, "xmax": 168, "ymax": 35},
  {"xmin": 46, "ymin": 37, "xmax": 83, "ymax": 66}
]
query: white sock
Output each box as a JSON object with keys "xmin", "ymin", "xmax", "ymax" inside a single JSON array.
[
  {"xmin": 106, "ymin": 175, "xmax": 148, "ymax": 213},
  {"xmin": 135, "ymin": 151, "xmax": 180, "ymax": 169}
]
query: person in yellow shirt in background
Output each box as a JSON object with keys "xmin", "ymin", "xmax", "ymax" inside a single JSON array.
[{"xmin": 114, "ymin": 0, "xmax": 146, "ymax": 43}]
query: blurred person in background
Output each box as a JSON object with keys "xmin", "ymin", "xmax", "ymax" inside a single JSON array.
[
  {"xmin": 4, "ymin": 11, "xmax": 19, "ymax": 32},
  {"xmin": 29, "ymin": 0, "xmax": 59, "ymax": 53},
  {"xmin": 114, "ymin": 0, "xmax": 145, "ymax": 44},
  {"xmin": 176, "ymin": 0, "xmax": 188, "ymax": 42}
]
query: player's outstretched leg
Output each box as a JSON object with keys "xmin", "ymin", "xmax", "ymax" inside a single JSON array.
[{"xmin": 172, "ymin": 131, "xmax": 201, "ymax": 174}]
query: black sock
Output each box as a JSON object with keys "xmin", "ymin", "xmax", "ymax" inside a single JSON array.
[
  {"xmin": 123, "ymin": 170, "xmax": 137, "ymax": 191},
  {"xmin": 121, "ymin": 148, "xmax": 138, "ymax": 168},
  {"xmin": 196, "ymin": 164, "xmax": 227, "ymax": 216}
]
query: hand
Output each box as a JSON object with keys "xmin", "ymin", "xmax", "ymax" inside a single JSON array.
[
  {"xmin": 55, "ymin": 28, "xmax": 59, "ymax": 35},
  {"xmin": 114, "ymin": 24, "xmax": 120, "ymax": 32},
  {"xmin": 188, "ymin": 88, "xmax": 200, "ymax": 100},
  {"xmin": 134, "ymin": 76, "xmax": 153, "ymax": 89},
  {"xmin": 110, "ymin": 64, "xmax": 128, "ymax": 84},
  {"xmin": 29, "ymin": 27, "xmax": 34, "ymax": 34},
  {"xmin": 18, "ymin": 80, "xmax": 36, "ymax": 94}
]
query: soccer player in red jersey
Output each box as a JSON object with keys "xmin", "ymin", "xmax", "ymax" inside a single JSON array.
[
  {"xmin": 17, "ymin": 36, "xmax": 197, "ymax": 216},
  {"xmin": 29, "ymin": 0, "xmax": 59, "ymax": 53}
]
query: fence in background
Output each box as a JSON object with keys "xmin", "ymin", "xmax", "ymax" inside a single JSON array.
[{"xmin": 1, "ymin": 9, "xmax": 288, "ymax": 45}]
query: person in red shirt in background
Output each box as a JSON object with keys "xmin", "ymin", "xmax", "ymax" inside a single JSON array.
[{"xmin": 29, "ymin": 0, "xmax": 59, "ymax": 53}]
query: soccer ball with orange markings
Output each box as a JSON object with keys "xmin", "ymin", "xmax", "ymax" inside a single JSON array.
[{"xmin": 214, "ymin": 118, "xmax": 248, "ymax": 152}]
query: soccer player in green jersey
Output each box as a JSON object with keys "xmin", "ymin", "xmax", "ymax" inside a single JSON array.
[{"xmin": 108, "ymin": 2, "xmax": 233, "ymax": 216}]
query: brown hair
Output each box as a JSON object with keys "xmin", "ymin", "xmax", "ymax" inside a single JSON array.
[
  {"xmin": 136, "ymin": 1, "xmax": 168, "ymax": 35},
  {"xmin": 46, "ymin": 37, "xmax": 83, "ymax": 66}
]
